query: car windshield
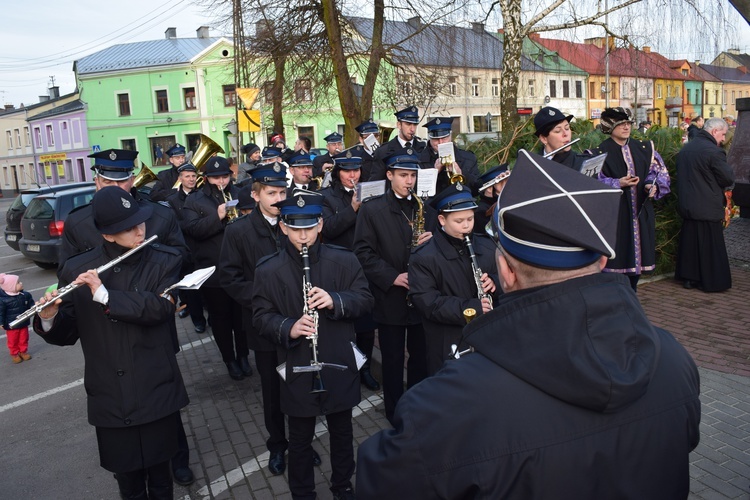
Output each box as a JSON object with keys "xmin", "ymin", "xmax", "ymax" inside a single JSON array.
[
  {"xmin": 24, "ymin": 198, "xmax": 56, "ymax": 220},
  {"xmin": 10, "ymin": 193, "xmax": 38, "ymax": 211}
]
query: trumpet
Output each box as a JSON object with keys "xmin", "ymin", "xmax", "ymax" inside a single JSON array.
[
  {"xmin": 441, "ymin": 154, "xmax": 464, "ymax": 184},
  {"xmin": 219, "ymin": 185, "xmax": 238, "ymax": 221},
  {"xmin": 10, "ymin": 235, "xmax": 158, "ymax": 329}
]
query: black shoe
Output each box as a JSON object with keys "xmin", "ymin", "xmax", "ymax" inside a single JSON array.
[
  {"xmin": 172, "ymin": 466, "xmax": 194, "ymax": 486},
  {"xmin": 194, "ymin": 323, "xmax": 206, "ymax": 333},
  {"xmin": 178, "ymin": 309, "xmax": 189, "ymax": 319},
  {"xmin": 332, "ymin": 486, "xmax": 356, "ymax": 500},
  {"xmin": 226, "ymin": 361, "xmax": 244, "ymax": 381},
  {"xmin": 268, "ymin": 451, "xmax": 285, "ymax": 475},
  {"xmin": 683, "ymin": 280, "xmax": 694, "ymax": 289},
  {"xmin": 238, "ymin": 356, "xmax": 253, "ymax": 377},
  {"xmin": 312, "ymin": 449, "xmax": 322, "ymax": 467},
  {"xmin": 360, "ymin": 369, "xmax": 380, "ymax": 391}
]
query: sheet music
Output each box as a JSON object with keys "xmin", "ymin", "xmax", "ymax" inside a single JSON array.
[
  {"xmin": 437, "ymin": 142, "xmax": 455, "ymax": 163},
  {"xmin": 276, "ymin": 362, "xmax": 287, "ymax": 381},
  {"xmin": 416, "ymin": 168, "xmax": 438, "ymax": 197},
  {"xmin": 357, "ymin": 180, "xmax": 386, "ymax": 200},
  {"xmin": 579, "ymin": 153, "xmax": 607, "ymax": 177},
  {"xmin": 351, "ymin": 342, "xmax": 367, "ymax": 370},
  {"xmin": 363, "ymin": 134, "xmax": 380, "ymax": 155}
]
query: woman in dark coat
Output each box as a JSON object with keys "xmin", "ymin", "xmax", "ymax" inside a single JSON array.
[{"xmin": 34, "ymin": 187, "xmax": 188, "ymax": 499}]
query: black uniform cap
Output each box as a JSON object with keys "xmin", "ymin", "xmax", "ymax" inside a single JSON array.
[{"xmin": 92, "ymin": 186, "xmax": 152, "ymax": 234}]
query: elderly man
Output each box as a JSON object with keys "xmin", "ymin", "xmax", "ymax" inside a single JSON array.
[
  {"xmin": 675, "ymin": 117, "xmax": 735, "ymax": 292},
  {"xmin": 356, "ymin": 150, "xmax": 701, "ymax": 499},
  {"xmin": 312, "ymin": 132, "xmax": 344, "ymax": 179}
]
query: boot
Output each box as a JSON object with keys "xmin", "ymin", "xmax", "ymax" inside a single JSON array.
[
  {"xmin": 238, "ymin": 356, "xmax": 253, "ymax": 377},
  {"xmin": 19, "ymin": 352, "xmax": 31, "ymax": 361},
  {"xmin": 225, "ymin": 360, "xmax": 244, "ymax": 381},
  {"xmin": 360, "ymin": 361, "xmax": 380, "ymax": 391}
]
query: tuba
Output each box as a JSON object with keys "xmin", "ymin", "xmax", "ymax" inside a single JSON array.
[
  {"xmin": 172, "ymin": 134, "xmax": 224, "ymax": 189},
  {"xmin": 133, "ymin": 163, "xmax": 158, "ymax": 189}
]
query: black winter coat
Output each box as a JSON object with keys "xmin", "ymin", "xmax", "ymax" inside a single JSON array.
[
  {"xmin": 219, "ymin": 209, "xmax": 285, "ymax": 351},
  {"xmin": 181, "ymin": 183, "xmax": 240, "ymax": 288},
  {"xmin": 353, "ymin": 191, "xmax": 437, "ymax": 325},
  {"xmin": 149, "ymin": 167, "xmax": 180, "ymax": 202},
  {"xmin": 357, "ymin": 272, "xmax": 701, "ymax": 499},
  {"xmin": 418, "ymin": 145, "xmax": 481, "ymax": 195},
  {"xmin": 252, "ymin": 241, "xmax": 373, "ymax": 417},
  {"xmin": 367, "ymin": 136, "xmax": 427, "ymax": 182},
  {"xmin": 34, "ymin": 241, "xmax": 188, "ymax": 428},
  {"xmin": 676, "ymin": 129, "xmax": 735, "ymax": 221},
  {"xmin": 408, "ymin": 230, "xmax": 498, "ymax": 375},
  {"xmin": 321, "ymin": 182, "xmax": 358, "ymax": 248},
  {"xmin": 59, "ymin": 189, "xmax": 189, "ymax": 271},
  {"xmin": 0, "ymin": 290, "xmax": 34, "ymax": 330}
]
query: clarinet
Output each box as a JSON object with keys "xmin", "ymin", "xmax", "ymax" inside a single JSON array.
[
  {"xmin": 300, "ymin": 244, "xmax": 325, "ymax": 393},
  {"xmin": 464, "ymin": 235, "xmax": 493, "ymax": 309},
  {"xmin": 10, "ymin": 235, "xmax": 158, "ymax": 328}
]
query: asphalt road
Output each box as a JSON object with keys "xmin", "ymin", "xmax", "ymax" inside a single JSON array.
[{"xmin": 0, "ymin": 195, "xmax": 117, "ymax": 498}]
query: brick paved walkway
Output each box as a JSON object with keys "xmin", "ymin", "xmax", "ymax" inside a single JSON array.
[{"xmin": 172, "ymin": 219, "xmax": 750, "ymax": 499}]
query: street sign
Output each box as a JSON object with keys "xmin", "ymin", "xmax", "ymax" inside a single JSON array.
[
  {"xmin": 239, "ymin": 110, "xmax": 261, "ymax": 132},
  {"xmin": 92, "ymin": 145, "xmax": 101, "ymax": 152}
]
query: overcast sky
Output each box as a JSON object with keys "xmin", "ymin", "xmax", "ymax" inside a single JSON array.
[{"xmin": 1, "ymin": 0, "xmax": 749, "ymax": 108}]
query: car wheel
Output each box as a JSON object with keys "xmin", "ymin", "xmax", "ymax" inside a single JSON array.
[{"xmin": 34, "ymin": 261, "xmax": 58, "ymax": 270}]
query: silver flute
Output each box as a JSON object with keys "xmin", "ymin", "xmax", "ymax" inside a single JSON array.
[
  {"xmin": 10, "ymin": 235, "xmax": 158, "ymax": 328},
  {"xmin": 542, "ymin": 138, "xmax": 580, "ymax": 159},
  {"xmin": 464, "ymin": 235, "xmax": 493, "ymax": 309}
]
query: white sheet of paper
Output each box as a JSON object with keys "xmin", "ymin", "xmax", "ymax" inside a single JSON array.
[
  {"xmin": 276, "ymin": 362, "xmax": 287, "ymax": 381},
  {"xmin": 416, "ymin": 168, "xmax": 438, "ymax": 198},
  {"xmin": 437, "ymin": 142, "xmax": 455, "ymax": 163},
  {"xmin": 579, "ymin": 153, "xmax": 608, "ymax": 177},
  {"xmin": 168, "ymin": 266, "xmax": 215, "ymax": 292},
  {"xmin": 357, "ymin": 180, "xmax": 386, "ymax": 200},
  {"xmin": 351, "ymin": 342, "xmax": 367, "ymax": 370},
  {"xmin": 363, "ymin": 134, "xmax": 380, "ymax": 155}
]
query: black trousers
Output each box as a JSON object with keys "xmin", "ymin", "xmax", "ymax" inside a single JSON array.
[
  {"xmin": 356, "ymin": 329, "xmax": 375, "ymax": 366},
  {"xmin": 172, "ymin": 413, "xmax": 190, "ymax": 471},
  {"xmin": 114, "ymin": 460, "xmax": 172, "ymax": 500},
  {"xmin": 288, "ymin": 409, "xmax": 354, "ymax": 500},
  {"xmin": 179, "ymin": 288, "xmax": 206, "ymax": 327},
  {"xmin": 255, "ymin": 349, "xmax": 288, "ymax": 453},
  {"xmin": 377, "ymin": 323, "xmax": 427, "ymax": 424},
  {"xmin": 201, "ymin": 286, "xmax": 246, "ymax": 363}
]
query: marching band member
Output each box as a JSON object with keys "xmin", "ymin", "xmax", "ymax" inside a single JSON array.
[
  {"xmin": 320, "ymin": 149, "xmax": 380, "ymax": 390},
  {"xmin": 474, "ymin": 164, "xmax": 510, "ymax": 235},
  {"xmin": 312, "ymin": 132, "xmax": 344, "ymax": 178},
  {"xmin": 419, "ymin": 117, "xmax": 481, "ymax": 195},
  {"xmin": 368, "ymin": 106, "xmax": 426, "ymax": 182},
  {"xmin": 287, "ymin": 153, "xmax": 317, "ymax": 195},
  {"xmin": 150, "ymin": 143, "xmax": 187, "ymax": 202},
  {"xmin": 253, "ymin": 193, "xmax": 373, "ymax": 500},
  {"xmin": 353, "ymin": 153, "xmax": 437, "ymax": 425},
  {"xmin": 534, "ymin": 107, "xmax": 579, "ymax": 170},
  {"xmin": 409, "ymin": 182, "xmax": 498, "ymax": 375},
  {"xmin": 354, "ymin": 119, "xmax": 380, "ymax": 181}
]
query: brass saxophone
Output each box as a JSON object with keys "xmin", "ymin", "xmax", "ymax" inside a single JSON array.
[
  {"xmin": 408, "ymin": 187, "xmax": 425, "ymax": 247},
  {"xmin": 464, "ymin": 235, "xmax": 493, "ymax": 309}
]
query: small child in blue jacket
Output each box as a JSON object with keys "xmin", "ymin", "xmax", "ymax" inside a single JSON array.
[{"xmin": 0, "ymin": 273, "xmax": 34, "ymax": 363}]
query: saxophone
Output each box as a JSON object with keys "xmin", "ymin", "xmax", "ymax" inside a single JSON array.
[
  {"xmin": 464, "ymin": 235, "xmax": 493, "ymax": 309},
  {"xmin": 408, "ymin": 187, "xmax": 425, "ymax": 247}
]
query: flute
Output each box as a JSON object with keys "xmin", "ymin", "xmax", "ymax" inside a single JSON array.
[
  {"xmin": 10, "ymin": 235, "xmax": 158, "ymax": 328},
  {"xmin": 542, "ymin": 138, "xmax": 580, "ymax": 159}
]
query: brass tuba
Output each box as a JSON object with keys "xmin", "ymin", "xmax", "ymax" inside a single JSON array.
[
  {"xmin": 172, "ymin": 134, "xmax": 225, "ymax": 189},
  {"xmin": 133, "ymin": 163, "xmax": 158, "ymax": 188}
]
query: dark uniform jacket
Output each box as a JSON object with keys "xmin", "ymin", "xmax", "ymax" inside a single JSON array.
[
  {"xmin": 312, "ymin": 152, "xmax": 334, "ymax": 179},
  {"xmin": 321, "ymin": 182, "xmax": 358, "ymax": 248},
  {"xmin": 408, "ymin": 230, "xmax": 498, "ymax": 375},
  {"xmin": 676, "ymin": 129, "xmax": 735, "ymax": 221},
  {"xmin": 252, "ymin": 241, "xmax": 374, "ymax": 417},
  {"xmin": 34, "ymin": 240, "xmax": 189, "ymax": 429},
  {"xmin": 149, "ymin": 167, "xmax": 180, "ymax": 202},
  {"xmin": 59, "ymin": 189, "xmax": 189, "ymax": 272},
  {"xmin": 219, "ymin": 209, "xmax": 285, "ymax": 351},
  {"xmin": 353, "ymin": 191, "xmax": 437, "ymax": 325},
  {"xmin": 165, "ymin": 187, "xmax": 202, "ymax": 267},
  {"xmin": 368, "ymin": 136, "xmax": 426, "ymax": 182},
  {"xmin": 357, "ymin": 273, "xmax": 701, "ymax": 499},
  {"xmin": 474, "ymin": 194, "xmax": 494, "ymax": 235},
  {"xmin": 181, "ymin": 183, "xmax": 240, "ymax": 288},
  {"xmin": 418, "ymin": 145, "xmax": 480, "ymax": 195}
]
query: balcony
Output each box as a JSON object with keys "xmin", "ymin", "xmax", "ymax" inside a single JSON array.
[{"xmin": 665, "ymin": 97, "xmax": 683, "ymax": 109}]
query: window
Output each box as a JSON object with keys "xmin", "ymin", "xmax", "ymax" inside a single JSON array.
[
  {"xmin": 575, "ymin": 81, "xmax": 583, "ymax": 98},
  {"xmin": 46, "ymin": 125, "xmax": 54, "ymax": 147},
  {"xmin": 5, "ymin": 131, "xmax": 12, "ymax": 149},
  {"xmin": 732, "ymin": 90, "xmax": 736, "ymax": 104},
  {"xmin": 297, "ymin": 126, "xmax": 315, "ymax": 147},
  {"xmin": 223, "ymin": 84, "xmax": 236, "ymax": 107},
  {"xmin": 14, "ymin": 129, "xmax": 21, "ymax": 148},
  {"xmin": 675, "ymin": 85, "xmax": 680, "ymax": 97},
  {"xmin": 682, "ymin": 69, "xmax": 688, "ymax": 76},
  {"xmin": 686, "ymin": 89, "xmax": 691, "ymax": 104},
  {"xmin": 262, "ymin": 81, "xmax": 275, "ymax": 102},
  {"xmin": 549, "ymin": 80, "xmax": 557, "ymax": 98},
  {"xmin": 491, "ymin": 78, "xmax": 499, "ymax": 97},
  {"xmin": 401, "ymin": 76, "xmax": 413, "ymax": 97},
  {"xmin": 33, "ymin": 127, "xmax": 42, "ymax": 148},
  {"xmin": 706, "ymin": 89, "xmax": 709, "ymax": 104},
  {"xmin": 183, "ymin": 88, "xmax": 196, "ymax": 109},
  {"xmin": 667, "ymin": 86, "xmax": 672, "ymax": 98},
  {"xmin": 589, "ymin": 82, "xmax": 596, "ymax": 99},
  {"xmin": 155, "ymin": 90, "xmax": 169, "ymax": 113},
  {"xmin": 121, "ymin": 139, "xmax": 136, "ymax": 151},
  {"xmin": 117, "ymin": 93, "xmax": 131, "ymax": 116},
  {"xmin": 529, "ymin": 79, "xmax": 536, "ymax": 98},
  {"xmin": 471, "ymin": 78, "xmax": 480, "ymax": 97},
  {"xmin": 448, "ymin": 77, "xmax": 458, "ymax": 96},
  {"xmin": 562, "ymin": 80, "xmax": 570, "ymax": 98},
  {"xmin": 722, "ymin": 90, "xmax": 726, "ymax": 104},
  {"xmin": 610, "ymin": 83, "xmax": 617, "ymax": 100},
  {"xmin": 657, "ymin": 85, "xmax": 663, "ymax": 99},
  {"xmin": 294, "ymin": 79, "xmax": 312, "ymax": 102},
  {"xmin": 600, "ymin": 82, "xmax": 607, "ymax": 100},
  {"xmin": 23, "ymin": 127, "xmax": 30, "ymax": 147},
  {"xmin": 472, "ymin": 115, "xmax": 499, "ymax": 132}
]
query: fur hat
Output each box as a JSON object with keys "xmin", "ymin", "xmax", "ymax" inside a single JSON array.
[
  {"xmin": 0, "ymin": 274, "xmax": 20, "ymax": 295},
  {"xmin": 600, "ymin": 107, "xmax": 634, "ymax": 135}
]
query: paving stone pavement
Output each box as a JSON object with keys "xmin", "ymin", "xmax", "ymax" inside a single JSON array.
[{"xmin": 173, "ymin": 218, "xmax": 750, "ymax": 499}]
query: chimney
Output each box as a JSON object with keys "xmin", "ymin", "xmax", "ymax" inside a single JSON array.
[
  {"xmin": 4, "ymin": 104, "xmax": 15, "ymax": 111},
  {"xmin": 407, "ymin": 16, "xmax": 421, "ymax": 29},
  {"xmin": 48, "ymin": 86, "xmax": 60, "ymax": 99},
  {"xmin": 584, "ymin": 37, "xmax": 604, "ymax": 49},
  {"xmin": 694, "ymin": 60, "xmax": 700, "ymax": 66},
  {"xmin": 196, "ymin": 26, "xmax": 210, "ymax": 39},
  {"xmin": 643, "ymin": 46, "xmax": 651, "ymax": 53},
  {"xmin": 497, "ymin": 28, "xmax": 504, "ymax": 34},
  {"xmin": 39, "ymin": 95, "xmax": 50, "ymax": 102},
  {"xmin": 728, "ymin": 48, "xmax": 740, "ymax": 55},
  {"xmin": 165, "ymin": 27, "xmax": 177, "ymax": 39},
  {"xmin": 471, "ymin": 22, "xmax": 485, "ymax": 34}
]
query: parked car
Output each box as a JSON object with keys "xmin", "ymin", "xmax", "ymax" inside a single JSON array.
[
  {"xmin": 18, "ymin": 185, "xmax": 97, "ymax": 268},
  {"xmin": 4, "ymin": 182, "xmax": 94, "ymax": 251}
]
